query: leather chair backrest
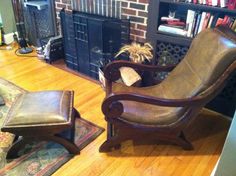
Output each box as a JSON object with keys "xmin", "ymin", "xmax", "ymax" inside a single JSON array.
[{"xmin": 158, "ymin": 26, "xmax": 236, "ymax": 99}]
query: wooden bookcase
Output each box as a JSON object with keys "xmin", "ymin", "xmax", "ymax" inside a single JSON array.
[
  {"xmin": 146, "ymin": 0, "xmax": 236, "ymax": 116},
  {"xmin": 147, "ymin": 0, "xmax": 236, "ymax": 62}
]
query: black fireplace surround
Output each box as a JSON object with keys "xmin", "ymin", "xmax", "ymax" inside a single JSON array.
[{"xmin": 60, "ymin": 9, "xmax": 130, "ymax": 80}]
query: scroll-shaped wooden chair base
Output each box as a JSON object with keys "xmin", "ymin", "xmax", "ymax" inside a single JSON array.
[
  {"xmin": 7, "ymin": 135, "xmax": 80, "ymax": 159},
  {"xmin": 99, "ymin": 123, "xmax": 193, "ymax": 152}
]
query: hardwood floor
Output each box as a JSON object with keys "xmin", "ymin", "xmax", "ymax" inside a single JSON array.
[{"xmin": 0, "ymin": 48, "xmax": 231, "ymax": 176}]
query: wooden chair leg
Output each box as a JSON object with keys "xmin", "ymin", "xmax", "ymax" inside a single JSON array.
[
  {"xmin": 6, "ymin": 137, "xmax": 28, "ymax": 159},
  {"xmin": 99, "ymin": 139, "xmax": 121, "ymax": 152},
  {"xmin": 74, "ymin": 108, "xmax": 81, "ymax": 118},
  {"xmin": 177, "ymin": 131, "xmax": 193, "ymax": 150},
  {"xmin": 69, "ymin": 116, "xmax": 76, "ymax": 142},
  {"xmin": 99, "ymin": 134, "xmax": 128, "ymax": 152}
]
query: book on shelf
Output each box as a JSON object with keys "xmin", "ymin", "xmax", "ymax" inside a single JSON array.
[
  {"xmin": 216, "ymin": 18, "xmax": 224, "ymax": 26},
  {"xmin": 161, "ymin": 17, "xmax": 180, "ymax": 22},
  {"xmin": 220, "ymin": 0, "xmax": 228, "ymax": 7},
  {"xmin": 167, "ymin": 21, "xmax": 186, "ymax": 26},
  {"xmin": 197, "ymin": 12, "xmax": 207, "ymax": 34},
  {"xmin": 159, "ymin": 7, "xmax": 236, "ymax": 38},
  {"xmin": 190, "ymin": 0, "xmax": 235, "ymax": 8},
  {"xmin": 202, "ymin": 13, "xmax": 211, "ymax": 29},
  {"xmin": 186, "ymin": 10, "xmax": 196, "ymax": 37},
  {"xmin": 222, "ymin": 16, "xmax": 230, "ymax": 25},
  {"xmin": 208, "ymin": 0, "xmax": 213, "ymax": 5},
  {"xmin": 207, "ymin": 15, "xmax": 214, "ymax": 28},
  {"xmin": 229, "ymin": 17, "xmax": 235, "ymax": 28},
  {"xmin": 232, "ymin": 19, "xmax": 236, "ymax": 30},
  {"xmin": 158, "ymin": 25, "xmax": 187, "ymax": 36},
  {"xmin": 211, "ymin": 14, "xmax": 219, "ymax": 27},
  {"xmin": 191, "ymin": 13, "xmax": 198, "ymax": 37},
  {"xmin": 228, "ymin": 0, "xmax": 236, "ymax": 9}
]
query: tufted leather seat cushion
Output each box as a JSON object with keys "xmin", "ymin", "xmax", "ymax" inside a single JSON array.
[{"xmin": 3, "ymin": 90, "xmax": 73, "ymax": 128}]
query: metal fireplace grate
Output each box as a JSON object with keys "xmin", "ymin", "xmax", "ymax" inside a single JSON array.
[{"xmin": 23, "ymin": 0, "xmax": 57, "ymax": 46}]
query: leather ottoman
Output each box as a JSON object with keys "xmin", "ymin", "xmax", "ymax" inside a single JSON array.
[{"xmin": 1, "ymin": 90, "xmax": 80, "ymax": 159}]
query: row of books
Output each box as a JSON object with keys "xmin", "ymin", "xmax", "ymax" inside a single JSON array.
[
  {"xmin": 186, "ymin": 10, "xmax": 236, "ymax": 37},
  {"xmin": 158, "ymin": 10, "xmax": 236, "ymax": 37},
  {"xmin": 187, "ymin": 0, "xmax": 236, "ymax": 9}
]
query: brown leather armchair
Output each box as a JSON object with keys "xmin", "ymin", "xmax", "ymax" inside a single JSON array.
[{"xmin": 99, "ymin": 26, "xmax": 236, "ymax": 152}]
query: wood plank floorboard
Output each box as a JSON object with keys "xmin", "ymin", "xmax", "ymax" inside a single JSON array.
[{"xmin": 0, "ymin": 48, "xmax": 231, "ymax": 176}]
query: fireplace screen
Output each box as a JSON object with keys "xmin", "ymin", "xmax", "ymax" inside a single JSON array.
[
  {"xmin": 72, "ymin": 0, "xmax": 122, "ymax": 18},
  {"xmin": 22, "ymin": 0, "xmax": 57, "ymax": 46}
]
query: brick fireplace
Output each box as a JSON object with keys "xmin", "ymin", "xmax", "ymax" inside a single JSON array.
[{"xmin": 55, "ymin": 0, "xmax": 149, "ymax": 43}]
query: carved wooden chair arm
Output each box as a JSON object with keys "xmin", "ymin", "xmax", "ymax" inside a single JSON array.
[
  {"xmin": 102, "ymin": 62, "xmax": 233, "ymax": 118},
  {"xmin": 102, "ymin": 92, "xmax": 208, "ymax": 118},
  {"xmin": 103, "ymin": 60, "xmax": 177, "ymax": 82}
]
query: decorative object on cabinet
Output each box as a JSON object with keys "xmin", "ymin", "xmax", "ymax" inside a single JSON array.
[
  {"xmin": 114, "ymin": 42, "xmax": 153, "ymax": 86},
  {"xmin": 115, "ymin": 42, "xmax": 153, "ymax": 63},
  {"xmin": 99, "ymin": 26, "xmax": 236, "ymax": 152}
]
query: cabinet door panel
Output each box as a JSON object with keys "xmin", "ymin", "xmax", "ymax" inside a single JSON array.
[{"xmin": 76, "ymin": 40, "xmax": 90, "ymax": 75}]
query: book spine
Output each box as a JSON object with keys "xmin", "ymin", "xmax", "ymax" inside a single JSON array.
[
  {"xmin": 94, "ymin": 0, "xmax": 99, "ymax": 14},
  {"xmin": 222, "ymin": 15, "xmax": 229, "ymax": 25},
  {"xmin": 211, "ymin": 14, "xmax": 219, "ymax": 28},
  {"xmin": 194, "ymin": 13, "xmax": 202, "ymax": 36},
  {"xmin": 208, "ymin": 0, "xmax": 212, "ymax": 5},
  {"xmin": 186, "ymin": 10, "xmax": 191, "ymax": 31},
  {"xmin": 220, "ymin": 0, "xmax": 227, "ymax": 7},
  {"xmin": 116, "ymin": 1, "xmax": 121, "ymax": 19},
  {"xmin": 207, "ymin": 15, "xmax": 214, "ymax": 28},
  {"xmin": 186, "ymin": 10, "xmax": 196, "ymax": 37},
  {"xmin": 212, "ymin": 0, "xmax": 218, "ymax": 6},
  {"xmin": 231, "ymin": 19, "xmax": 236, "ymax": 30},
  {"xmin": 193, "ymin": 13, "xmax": 199, "ymax": 36},
  {"xmin": 228, "ymin": 0, "xmax": 236, "ymax": 9},
  {"xmin": 229, "ymin": 17, "xmax": 235, "ymax": 28},
  {"xmin": 112, "ymin": 0, "xmax": 116, "ymax": 17},
  {"xmin": 85, "ymin": 0, "xmax": 88, "ymax": 12},
  {"xmin": 158, "ymin": 25, "xmax": 187, "ymax": 36},
  {"xmin": 202, "ymin": 13, "xmax": 211, "ymax": 30},
  {"xmin": 197, "ymin": 12, "xmax": 206, "ymax": 34},
  {"xmin": 216, "ymin": 18, "xmax": 224, "ymax": 26},
  {"xmin": 190, "ymin": 13, "xmax": 198, "ymax": 37}
]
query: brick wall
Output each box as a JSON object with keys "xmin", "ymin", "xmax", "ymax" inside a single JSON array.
[
  {"xmin": 55, "ymin": 0, "xmax": 72, "ymax": 18},
  {"xmin": 54, "ymin": 0, "xmax": 149, "ymax": 43},
  {"xmin": 121, "ymin": 0, "xmax": 149, "ymax": 43}
]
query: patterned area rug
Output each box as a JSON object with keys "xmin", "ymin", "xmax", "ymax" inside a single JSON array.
[{"xmin": 0, "ymin": 78, "xmax": 104, "ymax": 175}]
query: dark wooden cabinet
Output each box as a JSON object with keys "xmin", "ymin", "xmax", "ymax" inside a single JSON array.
[
  {"xmin": 60, "ymin": 10, "xmax": 129, "ymax": 79},
  {"xmin": 146, "ymin": 0, "xmax": 236, "ymax": 116}
]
